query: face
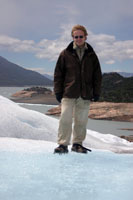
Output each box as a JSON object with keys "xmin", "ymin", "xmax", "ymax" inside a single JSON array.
[{"xmin": 73, "ymin": 30, "xmax": 87, "ymax": 47}]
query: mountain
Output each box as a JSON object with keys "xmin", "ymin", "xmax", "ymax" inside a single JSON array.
[
  {"xmin": 100, "ymin": 72, "xmax": 133, "ymax": 102},
  {"xmin": 43, "ymin": 74, "xmax": 54, "ymax": 80},
  {"xmin": 118, "ymin": 72, "xmax": 133, "ymax": 77},
  {"xmin": 0, "ymin": 56, "xmax": 53, "ymax": 86}
]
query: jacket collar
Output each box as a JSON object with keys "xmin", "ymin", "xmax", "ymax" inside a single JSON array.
[
  {"xmin": 73, "ymin": 42, "xmax": 88, "ymax": 50},
  {"xmin": 66, "ymin": 41, "xmax": 94, "ymax": 53}
]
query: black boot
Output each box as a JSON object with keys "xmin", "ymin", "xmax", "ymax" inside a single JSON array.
[
  {"xmin": 71, "ymin": 143, "xmax": 91, "ymax": 153},
  {"xmin": 54, "ymin": 145, "xmax": 68, "ymax": 154}
]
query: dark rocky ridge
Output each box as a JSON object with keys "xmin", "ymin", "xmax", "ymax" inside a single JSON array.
[{"xmin": 100, "ymin": 72, "xmax": 133, "ymax": 102}]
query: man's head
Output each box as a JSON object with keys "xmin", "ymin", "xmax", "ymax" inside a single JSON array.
[{"xmin": 71, "ymin": 25, "xmax": 88, "ymax": 47}]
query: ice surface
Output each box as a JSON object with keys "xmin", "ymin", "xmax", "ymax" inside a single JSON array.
[
  {"xmin": 0, "ymin": 95, "xmax": 133, "ymax": 200},
  {"xmin": 0, "ymin": 138, "xmax": 133, "ymax": 200}
]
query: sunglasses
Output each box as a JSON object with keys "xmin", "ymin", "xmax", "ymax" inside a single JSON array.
[{"xmin": 74, "ymin": 35, "xmax": 84, "ymax": 39}]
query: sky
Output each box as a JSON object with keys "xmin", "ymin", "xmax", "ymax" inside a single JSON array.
[{"xmin": 0, "ymin": 0, "xmax": 133, "ymax": 75}]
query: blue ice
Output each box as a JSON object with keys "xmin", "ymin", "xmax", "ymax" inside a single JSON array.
[{"xmin": 0, "ymin": 150, "xmax": 133, "ymax": 200}]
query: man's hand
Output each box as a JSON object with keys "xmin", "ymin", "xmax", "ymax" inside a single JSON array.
[
  {"xmin": 55, "ymin": 93, "xmax": 63, "ymax": 103},
  {"xmin": 91, "ymin": 95, "xmax": 99, "ymax": 102}
]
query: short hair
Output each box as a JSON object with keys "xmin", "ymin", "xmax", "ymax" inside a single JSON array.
[{"xmin": 71, "ymin": 25, "xmax": 88, "ymax": 37}]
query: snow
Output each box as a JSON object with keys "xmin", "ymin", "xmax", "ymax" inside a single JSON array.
[
  {"xmin": 0, "ymin": 95, "xmax": 133, "ymax": 153},
  {"xmin": 0, "ymin": 95, "xmax": 133, "ymax": 200}
]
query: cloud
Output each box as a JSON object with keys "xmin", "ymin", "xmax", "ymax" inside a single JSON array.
[
  {"xmin": 0, "ymin": 0, "xmax": 133, "ymax": 42},
  {"xmin": 36, "ymin": 24, "xmax": 72, "ymax": 61},
  {"xmin": 105, "ymin": 60, "xmax": 115, "ymax": 65},
  {"xmin": 0, "ymin": 35, "xmax": 36, "ymax": 53},
  {"xmin": 112, "ymin": 69, "xmax": 122, "ymax": 73},
  {"xmin": 0, "ymin": 24, "xmax": 133, "ymax": 65},
  {"xmin": 26, "ymin": 67, "xmax": 53, "ymax": 75},
  {"xmin": 86, "ymin": 30, "xmax": 133, "ymax": 64}
]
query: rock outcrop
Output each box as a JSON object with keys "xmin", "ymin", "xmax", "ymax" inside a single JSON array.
[
  {"xmin": 11, "ymin": 87, "xmax": 133, "ymax": 122},
  {"xmin": 46, "ymin": 102, "xmax": 133, "ymax": 122},
  {"xmin": 46, "ymin": 102, "xmax": 133, "ymax": 143},
  {"xmin": 11, "ymin": 87, "xmax": 58, "ymax": 105},
  {"xmin": 120, "ymin": 135, "xmax": 133, "ymax": 142}
]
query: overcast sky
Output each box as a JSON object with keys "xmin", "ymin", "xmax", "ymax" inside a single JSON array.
[{"xmin": 0, "ymin": 0, "xmax": 133, "ymax": 75}]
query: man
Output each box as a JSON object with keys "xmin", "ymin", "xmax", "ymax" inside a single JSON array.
[{"xmin": 54, "ymin": 25, "xmax": 102, "ymax": 154}]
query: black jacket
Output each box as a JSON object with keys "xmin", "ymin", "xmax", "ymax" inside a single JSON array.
[{"xmin": 54, "ymin": 42, "xmax": 102, "ymax": 100}]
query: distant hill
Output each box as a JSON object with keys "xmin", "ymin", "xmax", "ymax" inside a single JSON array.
[
  {"xmin": 100, "ymin": 72, "xmax": 133, "ymax": 102},
  {"xmin": 43, "ymin": 74, "xmax": 54, "ymax": 81},
  {"xmin": 43, "ymin": 71, "xmax": 133, "ymax": 80},
  {"xmin": 118, "ymin": 72, "xmax": 133, "ymax": 77},
  {"xmin": 0, "ymin": 56, "xmax": 53, "ymax": 86},
  {"xmin": 0, "ymin": 56, "xmax": 132, "ymax": 102}
]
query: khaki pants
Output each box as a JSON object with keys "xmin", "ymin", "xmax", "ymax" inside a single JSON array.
[{"xmin": 58, "ymin": 97, "xmax": 90, "ymax": 146}]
